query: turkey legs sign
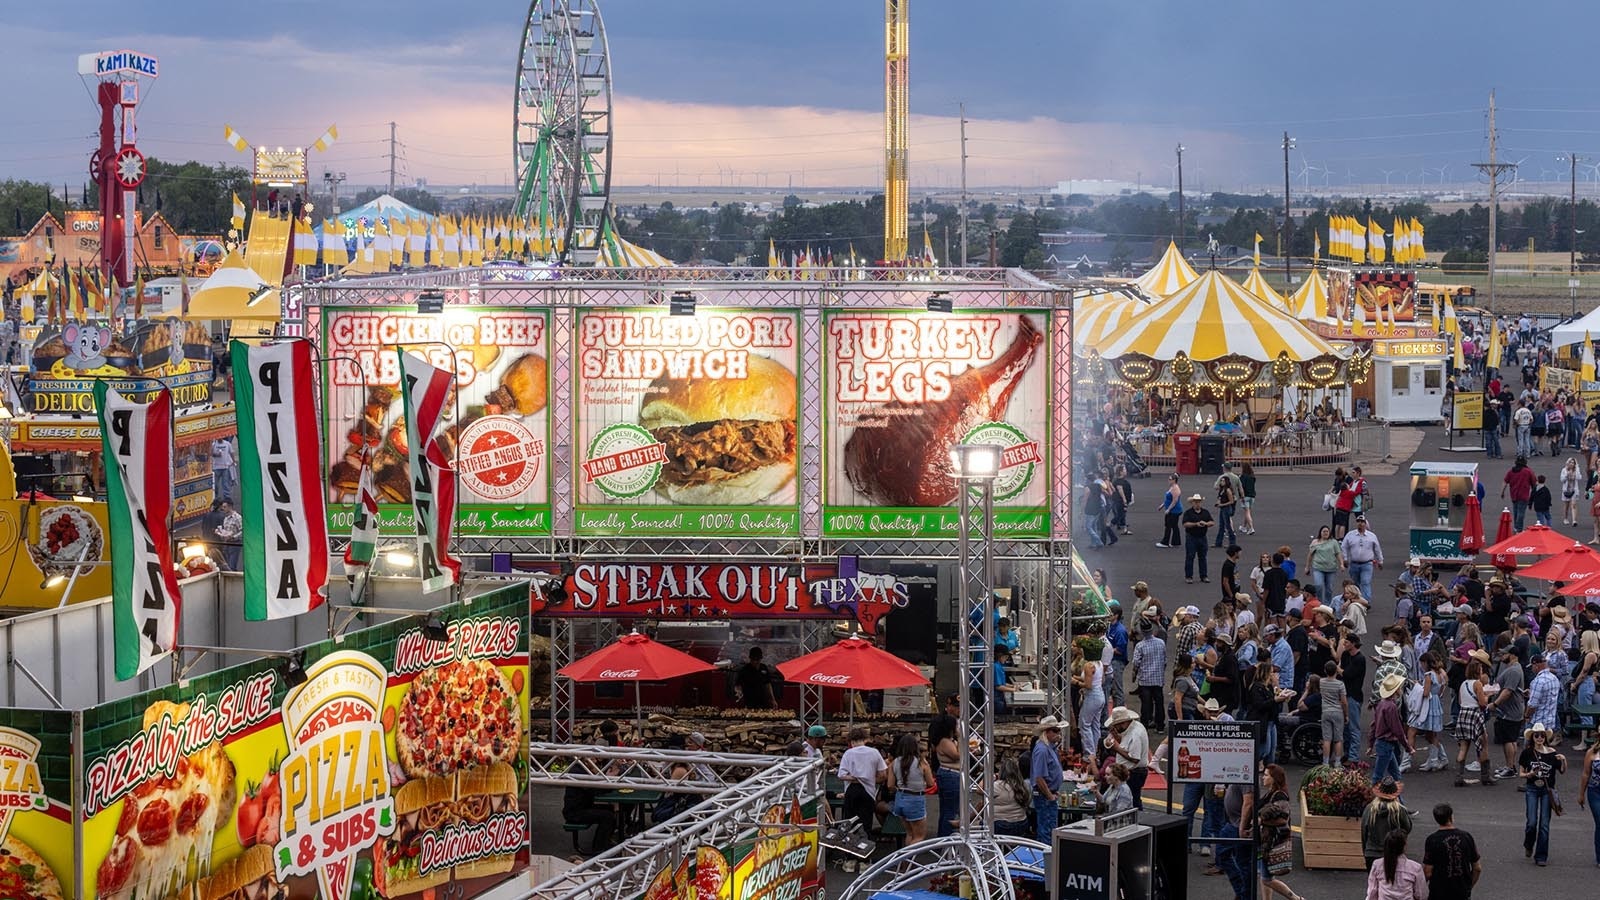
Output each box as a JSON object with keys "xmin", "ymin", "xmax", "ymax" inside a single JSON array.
[{"xmin": 843, "ymin": 314, "xmax": 1043, "ymax": 507}]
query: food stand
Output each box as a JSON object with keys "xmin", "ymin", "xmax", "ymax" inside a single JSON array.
[{"xmin": 1408, "ymin": 460, "xmax": 1479, "ymax": 562}]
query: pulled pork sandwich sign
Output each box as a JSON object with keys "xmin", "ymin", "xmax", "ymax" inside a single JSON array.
[
  {"xmin": 78, "ymin": 586, "xmax": 530, "ymax": 900},
  {"xmin": 532, "ymin": 559, "xmax": 909, "ymax": 633},
  {"xmin": 823, "ymin": 311, "xmax": 1051, "ymax": 538},
  {"xmin": 322, "ymin": 307, "xmax": 551, "ymax": 537},
  {"xmin": 573, "ymin": 309, "xmax": 801, "ymax": 537}
]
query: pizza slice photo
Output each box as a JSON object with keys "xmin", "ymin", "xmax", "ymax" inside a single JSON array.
[{"xmin": 0, "ymin": 835, "xmax": 64, "ymax": 900}]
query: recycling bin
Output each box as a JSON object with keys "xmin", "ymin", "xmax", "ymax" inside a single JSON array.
[{"xmin": 1172, "ymin": 433, "xmax": 1200, "ymax": 475}]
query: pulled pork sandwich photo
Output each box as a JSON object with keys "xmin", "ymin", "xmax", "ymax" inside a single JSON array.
[{"xmin": 639, "ymin": 354, "xmax": 797, "ymax": 505}]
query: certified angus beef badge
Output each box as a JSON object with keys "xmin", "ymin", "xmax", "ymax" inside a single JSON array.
[{"xmin": 458, "ymin": 415, "xmax": 543, "ymax": 500}]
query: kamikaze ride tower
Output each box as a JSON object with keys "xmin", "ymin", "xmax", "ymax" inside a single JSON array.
[{"xmin": 78, "ymin": 49, "xmax": 159, "ymax": 290}]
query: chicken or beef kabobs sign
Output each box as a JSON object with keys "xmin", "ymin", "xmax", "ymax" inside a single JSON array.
[
  {"xmin": 573, "ymin": 308, "xmax": 801, "ymax": 537},
  {"xmin": 321, "ymin": 308, "xmax": 552, "ymax": 537},
  {"xmin": 823, "ymin": 310, "xmax": 1051, "ymax": 538}
]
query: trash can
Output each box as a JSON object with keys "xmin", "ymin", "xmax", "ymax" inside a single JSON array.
[
  {"xmin": 1198, "ymin": 435, "xmax": 1227, "ymax": 476},
  {"xmin": 1173, "ymin": 433, "xmax": 1200, "ymax": 475},
  {"xmin": 1137, "ymin": 811, "xmax": 1190, "ymax": 900}
]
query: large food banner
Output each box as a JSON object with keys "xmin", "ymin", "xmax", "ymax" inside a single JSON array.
[
  {"xmin": 823, "ymin": 310, "xmax": 1051, "ymax": 538},
  {"xmin": 0, "ymin": 711, "xmax": 76, "ymax": 898},
  {"xmin": 79, "ymin": 586, "xmax": 530, "ymax": 900},
  {"xmin": 573, "ymin": 308, "xmax": 801, "ymax": 536},
  {"xmin": 638, "ymin": 799, "xmax": 820, "ymax": 900},
  {"xmin": 322, "ymin": 308, "xmax": 551, "ymax": 537}
]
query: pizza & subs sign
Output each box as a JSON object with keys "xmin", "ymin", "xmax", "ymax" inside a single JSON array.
[
  {"xmin": 0, "ymin": 712, "xmax": 76, "ymax": 898},
  {"xmin": 532, "ymin": 561, "xmax": 910, "ymax": 633},
  {"xmin": 76, "ymin": 584, "xmax": 531, "ymax": 900}
]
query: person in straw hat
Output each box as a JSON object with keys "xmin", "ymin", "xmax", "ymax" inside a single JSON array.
[
  {"xmin": 1360, "ymin": 775, "xmax": 1413, "ymax": 874},
  {"xmin": 1028, "ymin": 716, "xmax": 1065, "ymax": 842},
  {"xmin": 1369, "ymin": 673, "xmax": 1413, "ymax": 786},
  {"xmin": 1103, "ymin": 706, "xmax": 1151, "ymax": 800},
  {"xmin": 1453, "ymin": 650, "xmax": 1497, "ymax": 786},
  {"xmin": 1517, "ymin": 721, "xmax": 1565, "ymax": 865}
]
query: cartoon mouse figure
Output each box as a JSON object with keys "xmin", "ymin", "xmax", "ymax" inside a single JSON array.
[{"xmin": 62, "ymin": 323, "xmax": 113, "ymax": 371}]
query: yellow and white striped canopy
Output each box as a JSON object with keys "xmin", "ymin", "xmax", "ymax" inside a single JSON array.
[
  {"xmin": 1288, "ymin": 269, "xmax": 1329, "ymax": 320},
  {"xmin": 1073, "ymin": 288, "xmax": 1149, "ymax": 348},
  {"xmin": 17, "ymin": 269, "xmax": 57, "ymax": 298},
  {"xmin": 1240, "ymin": 266, "xmax": 1288, "ymax": 310},
  {"xmin": 1097, "ymin": 269, "xmax": 1343, "ymax": 362},
  {"xmin": 1134, "ymin": 241, "xmax": 1198, "ymax": 297},
  {"xmin": 601, "ymin": 237, "xmax": 672, "ymax": 267}
]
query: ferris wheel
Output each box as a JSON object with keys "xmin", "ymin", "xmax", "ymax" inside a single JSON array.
[{"xmin": 514, "ymin": 0, "xmax": 615, "ymax": 265}]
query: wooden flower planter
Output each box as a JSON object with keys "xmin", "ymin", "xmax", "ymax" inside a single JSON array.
[{"xmin": 1298, "ymin": 792, "xmax": 1366, "ymax": 870}]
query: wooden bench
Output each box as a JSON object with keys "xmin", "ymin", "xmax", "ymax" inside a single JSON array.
[{"xmin": 878, "ymin": 814, "xmax": 907, "ymax": 848}]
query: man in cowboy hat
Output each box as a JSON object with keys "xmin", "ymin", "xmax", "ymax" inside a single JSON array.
[
  {"xmin": 1171, "ymin": 605, "xmax": 1204, "ymax": 660},
  {"xmin": 1103, "ymin": 706, "xmax": 1151, "ymax": 799},
  {"xmin": 1130, "ymin": 619, "xmax": 1167, "ymax": 730},
  {"xmin": 1517, "ymin": 721, "xmax": 1565, "ymax": 865},
  {"xmin": 1368, "ymin": 673, "xmax": 1413, "ymax": 785},
  {"xmin": 1181, "ymin": 493, "xmax": 1214, "ymax": 583},
  {"xmin": 1371, "ymin": 636, "xmax": 1414, "ymax": 770},
  {"xmin": 1029, "ymin": 716, "xmax": 1065, "ymax": 842},
  {"xmin": 1526, "ymin": 652, "xmax": 1562, "ymax": 745}
]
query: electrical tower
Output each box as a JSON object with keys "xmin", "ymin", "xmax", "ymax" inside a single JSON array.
[
  {"xmin": 883, "ymin": 0, "xmax": 908, "ymax": 262},
  {"xmin": 1472, "ymin": 90, "xmax": 1516, "ymax": 317}
]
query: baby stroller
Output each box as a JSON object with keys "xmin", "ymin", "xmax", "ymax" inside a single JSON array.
[{"xmin": 1110, "ymin": 430, "xmax": 1150, "ymax": 478}]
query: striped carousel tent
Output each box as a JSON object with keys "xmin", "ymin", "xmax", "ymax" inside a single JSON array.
[
  {"xmin": 1134, "ymin": 241, "xmax": 1198, "ymax": 297},
  {"xmin": 1240, "ymin": 266, "xmax": 1288, "ymax": 311},
  {"xmin": 1097, "ymin": 269, "xmax": 1342, "ymax": 362},
  {"xmin": 601, "ymin": 236, "xmax": 672, "ymax": 267},
  {"xmin": 1074, "ymin": 287, "xmax": 1150, "ymax": 348},
  {"xmin": 1288, "ymin": 268, "xmax": 1329, "ymax": 320}
]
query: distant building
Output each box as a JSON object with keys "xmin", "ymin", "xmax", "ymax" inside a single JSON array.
[{"xmin": 1040, "ymin": 230, "xmax": 1153, "ymax": 276}]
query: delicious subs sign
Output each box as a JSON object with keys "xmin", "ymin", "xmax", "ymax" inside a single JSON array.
[
  {"xmin": 573, "ymin": 309, "xmax": 801, "ymax": 537},
  {"xmin": 823, "ymin": 310, "xmax": 1051, "ymax": 538}
]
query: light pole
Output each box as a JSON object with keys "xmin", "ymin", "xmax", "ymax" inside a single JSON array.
[
  {"xmin": 322, "ymin": 170, "xmax": 347, "ymax": 215},
  {"xmin": 1561, "ymin": 153, "xmax": 1582, "ymax": 317},
  {"xmin": 1176, "ymin": 143, "xmax": 1186, "ymax": 251},
  {"xmin": 953, "ymin": 442, "xmax": 1002, "ymax": 841},
  {"xmin": 1283, "ymin": 133, "xmax": 1295, "ymax": 287}
]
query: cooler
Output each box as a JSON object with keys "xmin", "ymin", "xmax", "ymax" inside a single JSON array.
[{"xmin": 1173, "ymin": 433, "xmax": 1200, "ymax": 475}]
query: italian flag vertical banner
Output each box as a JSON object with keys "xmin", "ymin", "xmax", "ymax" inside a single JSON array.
[
  {"xmin": 95, "ymin": 383, "xmax": 182, "ymax": 681},
  {"xmin": 233, "ymin": 340, "xmax": 330, "ymax": 619},
  {"xmin": 398, "ymin": 350, "xmax": 462, "ymax": 594},
  {"xmin": 343, "ymin": 454, "xmax": 379, "ymax": 605}
]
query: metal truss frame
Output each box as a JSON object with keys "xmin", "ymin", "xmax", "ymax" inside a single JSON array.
[
  {"xmin": 521, "ymin": 744, "xmax": 822, "ymax": 900},
  {"xmin": 957, "ymin": 479, "xmax": 997, "ymax": 837},
  {"xmin": 549, "ymin": 618, "xmax": 575, "ymax": 742},
  {"xmin": 838, "ymin": 833, "xmax": 1049, "ymax": 900},
  {"xmin": 526, "ymin": 742, "xmax": 799, "ymax": 794}
]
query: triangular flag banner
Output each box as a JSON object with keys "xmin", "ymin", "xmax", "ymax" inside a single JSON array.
[
  {"xmin": 1253, "ymin": 232, "xmax": 1263, "ymax": 265},
  {"xmin": 231, "ymin": 193, "xmax": 246, "ymax": 232},
  {"xmin": 312, "ymin": 124, "xmax": 339, "ymax": 153},
  {"xmin": 398, "ymin": 351, "xmax": 462, "ymax": 594},
  {"xmin": 1368, "ymin": 217, "xmax": 1386, "ymax": 263},
  {"xmin": 1584, "ymin": 333, "xmax": 1596, "ymax": 384},
  {"xmin": 1314, "ymin": 230, "xmax": 1322, "ymax": 261},
  {"xmin": 95, "ymin": 383, "xmax": 182, "ymax": 680},
  {"xmin": 233, "ymin": 340, "xmax": 330, "ymax": 620}
]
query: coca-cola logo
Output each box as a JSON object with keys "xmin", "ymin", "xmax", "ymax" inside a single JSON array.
[
  {"xmin": 600, "ymin": 668, "xmax": 641, "ymax": 679},
  {"xmin": 808, "ymin": 673, "xmax": 851, "ymax": 685}
]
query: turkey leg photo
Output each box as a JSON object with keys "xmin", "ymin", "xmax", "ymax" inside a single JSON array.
[{"xmin": 843, "ymin": 314, "xmax": 1042, "ymax": 507}]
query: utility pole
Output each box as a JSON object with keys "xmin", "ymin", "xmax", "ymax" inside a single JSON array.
[
  {"xmin": 1283, "ymin": 132, "xmax": 1295, "ymax": 287},
  {"xmin": 1561, "ymin": 153, "xmax": 1582, "ymax": 316},
  {"xmin": 1176, "ymin": 143, "xmax": 1186, "ymax": 250},
  {"xmin": 323, "ymin": 171, "xmax": 348, "ymax": 215},
  {"xmin": 959, "ymin": 102, "xmax": 969, "ymax": 267},
  {"xmin": 1473, "ymin": 91, "xmax": 1515, "ymax": 318},
  {"xmin": 388, "ymin": 122, "xmax": 398, "ymax": 194}
]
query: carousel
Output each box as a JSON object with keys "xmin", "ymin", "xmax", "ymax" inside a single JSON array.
[{"xmin": 1082, "ymin": 268, "xmax": 1371, "ymax": 465}]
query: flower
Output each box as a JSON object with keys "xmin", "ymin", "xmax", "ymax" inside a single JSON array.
[{"xmin": 1300, "ymin": 763, "xmax": 1373, "ymax": 817}]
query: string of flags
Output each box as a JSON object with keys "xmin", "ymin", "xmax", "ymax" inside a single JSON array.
[{"xmin": 1326, "ymin": 214, "xmax": 1425, "ymax": 263}]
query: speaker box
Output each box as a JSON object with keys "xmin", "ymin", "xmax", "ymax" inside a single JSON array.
[{"xmin": 884, "ymin": 582, "xmax": 938, "ymax": 666}]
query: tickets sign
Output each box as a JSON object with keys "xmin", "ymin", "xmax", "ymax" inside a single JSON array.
[
  {"xmin": 321, "ymin": 307, "xmax": 552, "ymax": 537},
  {"xmin": 822, "ymin": 310, "xmax": 1051, "ymax": 538},
  {"xmin": 573, "ymin": 309, "xmax": 801, "ymax": 537},
  {"xmin": 77, "ymin": 584, "xmax": 532, "ymax": 900}
]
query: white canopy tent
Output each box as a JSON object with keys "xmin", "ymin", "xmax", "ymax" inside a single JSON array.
[{"xmin": 1552, "ymin": 307, "xmax": 1600, "ymax": 348}]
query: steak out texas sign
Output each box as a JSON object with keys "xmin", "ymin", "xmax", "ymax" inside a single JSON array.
[{"xmin": 529, "ymin": 561, "xmax": 909, "ymax": 634}]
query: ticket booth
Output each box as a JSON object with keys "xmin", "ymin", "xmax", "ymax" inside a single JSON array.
[
  {"xmin": 1408, "ymin": 460, "xmax": 1479, "ymax": 563},
  {"xmin": 1371, "ymin": 339, "xmax": 1449, "ymax": 423}
]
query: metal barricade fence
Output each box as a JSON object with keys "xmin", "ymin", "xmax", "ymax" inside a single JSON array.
[{"xmin": 1117, "ymin": 421, "xmax": 1391, "ymax": 472}]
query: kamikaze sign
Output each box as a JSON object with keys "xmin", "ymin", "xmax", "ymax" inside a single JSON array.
[
  {"xmin": 233, "ymin": 340, "xmax": 330, "ymax": 619},
  {"xmin": 400, "ymin": 352, "xmax": 463, "ymax": 594},
  {"xmin": 574, "ymin": 309, "xmax": 801, "ymax": 537},
  {"xmin": 823, "ymin": 311, "xmax": 1051, "ymax": 538},
  {"xmin": 322, "ymin": 308, "xmax": 551, "ymax": 537},
  {"xmin": 95, "ymin": 382, "xmax": 183, "ymax": 680}
]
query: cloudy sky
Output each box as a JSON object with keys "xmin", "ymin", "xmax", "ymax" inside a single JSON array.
[{"xmin": 4, "ymin": 1, "xmax": 1600, "ymax": 192}]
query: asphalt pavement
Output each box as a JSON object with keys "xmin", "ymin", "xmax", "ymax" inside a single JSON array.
[{"xmin": 1075, "ymin": 424, "xmax": 1599, "ymax": 898}]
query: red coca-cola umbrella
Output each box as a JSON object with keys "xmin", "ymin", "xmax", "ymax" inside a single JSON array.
[
  {"xmin": 778, "ymin": 637, "xmax": 928, "ymax": 724},
  {"xmin": 558, "ymin": 631, "xmax": 715, "ymax": 731},
  {"xmin": 1459, "ymin": 493, "xmax": 1484, "ymax": 555},
  {"xmin": 1490, "ymin": 508, "xmax": 1516, "ymax": 571},
  {"xmin": 1517, "ymin": 543, "xmax": 1600, "ymax": 581},
  {"xmin": 1553, "ymin": 570, "xmax": 1600, "ymax": 599},
  {"xmin": 1482, "ymin": 523, "xmax": 1579, "ymax": 557}
]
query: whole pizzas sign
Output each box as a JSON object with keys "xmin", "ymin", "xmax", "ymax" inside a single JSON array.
[
  {"xmin": 275, "ymin": 651, "xmax": 395, "ymax": 900},
  {"xmin": 458, "ymin": 415, "xmax": 544, "ymax": 500}
]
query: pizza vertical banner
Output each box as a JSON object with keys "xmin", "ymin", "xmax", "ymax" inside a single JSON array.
[
  {"xmin": 0, "ymin": 712, "xmax": 76, "ymax": 899},
  {"xmin": 635, "ymin": 798, "xmax": 821, "ymax": 900},
  {"xmin": 822, "ymin": 310, "xmax": 1051, "ymax": 538},
  {"xmin": 232, "ymin": 339, "xmax": 330, "ymax": 619},
  {"xmin": 399, "ymin": 351, "xmax": 462, "ymax": 594},
  {"xmin": 572, "ymin": 308, "xmax": 801, "ymax": 537},
  {"xmin": 95, "ymin": 382, "xmax": 183, "ymax": 680},
  {"xmin": 321, "ymin": 307, "xmax": 551, "ymax": 539}
]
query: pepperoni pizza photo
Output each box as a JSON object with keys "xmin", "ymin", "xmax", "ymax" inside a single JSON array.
[{"xmin": 395, "ymin": 658, "xmax": 523, "ymax": 778}]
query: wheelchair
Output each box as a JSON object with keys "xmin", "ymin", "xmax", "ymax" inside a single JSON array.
[{"xmin": 1276, "ymin": 713, "xmax": 1324, "ymax": 766}]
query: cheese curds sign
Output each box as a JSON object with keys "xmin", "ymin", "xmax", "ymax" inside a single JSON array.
[
  {"xmin": 78, "ymin": 584, "xmax": 531, "ymax": 900},
  {"xmin": 232, "ymin": 340, "xmax": 331, "ymax": 619}
]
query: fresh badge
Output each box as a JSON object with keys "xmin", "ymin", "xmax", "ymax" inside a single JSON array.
[{"xmin": 960, "ymin": 422, "xmax": 1041, "ymax": 501}]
